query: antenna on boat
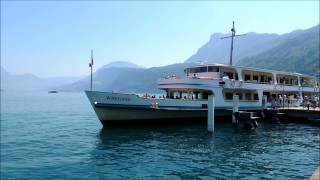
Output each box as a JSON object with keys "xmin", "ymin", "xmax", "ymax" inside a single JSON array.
[
  {"xmin": 89, "ymin": 50, "xmax": 94, "ymax": 91},
  {"xmin": 221, "ymin": 21, "xmax": 246, "ymax": 65}
]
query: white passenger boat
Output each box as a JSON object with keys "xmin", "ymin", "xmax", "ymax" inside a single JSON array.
[{"xmin": 85, "ymin": 63, "xmax": 319, "ymax": 126}]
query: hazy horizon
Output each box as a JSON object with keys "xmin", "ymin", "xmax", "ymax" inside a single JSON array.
[{"xmin": 1, "ymin": 1, "xmax": 319, "ymax": 78}]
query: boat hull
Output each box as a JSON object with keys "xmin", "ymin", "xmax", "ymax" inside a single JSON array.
[
  {"xmin": 85, "ymin": 91, "xmax": 209, "ymax": 123},
  {"xmin": 85, "ymin": 91, "xmax": 259, "ymax": 125},
  {"xmin": 97, "ymin": 107, "xmax": 209, "ymax": 126},
  {"xmin": 95, "ymin": 105, "xmax": 207, "ymax": 120}
]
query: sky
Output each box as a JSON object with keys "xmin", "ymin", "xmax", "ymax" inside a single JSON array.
[{"xmin": 1, "ymin": 1, "xmax": 319, "ymax": 77}]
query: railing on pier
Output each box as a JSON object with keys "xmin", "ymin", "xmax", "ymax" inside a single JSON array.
[{"xmin": 271, "ymin": 98, "xmax": 320, "ymax": 110}]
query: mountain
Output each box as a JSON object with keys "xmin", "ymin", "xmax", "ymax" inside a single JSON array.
[
  {"xmin": 60, "ymin": 62, "xmax": 188, "ymax": 93},
  {"xmin": 237, "ymin": 25, "xmax": 319, "ymax": 77},
  {"xmin": 101, "ymin": 61, "xmax": 144, "ymax": 69},
  {"xmin": 104, "ymin": 63, "xmax": 189, "ymax": 93},
  {"xmin": 1, "ymin": 66, "xmax": 81, "ymax": 91},
  {"xmin": 1, "ymin": 66, "xmax": 9, "ymax": 76},
  {"xmin": 185, "ymin": 28, "xmax": 306, "ymax": 64},
  {"xmin": 60, "ymin": 61, "xmax": 143, "ymax": 92}
]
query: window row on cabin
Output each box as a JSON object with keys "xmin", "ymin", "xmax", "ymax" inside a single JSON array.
[
  {"xmin": 186, "ymin": 67, "xmax": 220, "ymax": 73},
  {"xmin": 186, "ymin": 67, "xmax": 316, "ymax": 87},
  {"xmin": 224, "ymin": 92, "xmax": 259, "ymax": 101},
  {"xmin": 277, "ymin": 77, "xmax": 299, "ymax": 85},
  {"xmin": 244, "ymin": 74, "xmax": 273, "ymax": 83}
]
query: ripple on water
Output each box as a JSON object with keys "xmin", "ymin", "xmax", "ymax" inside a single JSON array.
[{"xmin": 1, "ymin": 92, "xmax": 320, "ymax": 179}]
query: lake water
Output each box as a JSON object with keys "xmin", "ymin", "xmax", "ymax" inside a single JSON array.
[{"xmin": 1, "ymin": 92, "xmax": 319, "ymax": 179}]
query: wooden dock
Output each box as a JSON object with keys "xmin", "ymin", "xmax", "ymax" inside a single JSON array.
[
  {"xmin": 266, "ymin": 107, "xmax": 320, "ymax": 126},
  {"xmin": 221, "ymin": 95, "xmax": 320, "ymax": 130}
]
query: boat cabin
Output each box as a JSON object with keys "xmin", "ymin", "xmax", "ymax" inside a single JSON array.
[
  {"xmin": 184, "ymin": 64, "xmax": 318, "ymax": 87},
  {"xmin": 159, "ymin": 64, "xmax": 319, "ymax": 103},
  {"xmin": 165, "ymin": 89, "xmax": 213, "ymax": 100},
  {"xmin": 184, "ymin": 65, "xmax": 238, "ymax": 80}
]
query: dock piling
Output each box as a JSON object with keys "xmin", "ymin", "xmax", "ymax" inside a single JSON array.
[
  {"xmin": 262, "ymin": 95, "xmax": 267, "ymax": 109},
  {"xmin": 261, "ymin": 95, "xmax": 267, "ymax": 119},
  {"xmin": 232, "ymin": 95, "xmax": 239, "ymax": 126},
  {"xmin": 207, "ymin": 95, "xmax": 215, "ymax": 133}
]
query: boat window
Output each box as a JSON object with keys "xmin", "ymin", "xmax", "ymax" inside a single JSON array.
[
  {"xmin": 245, "ymin": 93, "xmax": 252, "ymax": 100},
  {"xmin": 189, "ymin": 67, "xmax": 207, "ymax": 73},
  {"xmin": 285, "ymin": 78, "xmax": 289, "ymax": 84},
  {"xmin": 202, "ymin": 104, "xmax": 208, "ymax": 108},
  {"xmin": 244, "ymin": 74, "xmax": 251, "ymax": 81},
  {"xmin": 222, "ymin": 72, "xmax": 234, "ymax": 79},
  {"xmin": 189, "ymin": 68, "xmax": 197, "ymax": 73},
  {"xmin": 300, "ymin": 78, "xmax": 305, "ymax": 86},
  {"xmin": 253, "ymin": 75, "xmax": 258, "ymax": 81},
  {"xmin": 236, "ymin": 93, "xmax": 243, "ymax": 100},
  {"xmin": 225, "ymin": 92, "xmax": 233, "ymax": 100},
  {"xmin": 254, "ymin": 93, "xmax": 259, "ymax": 100},
  {"xmin": 228, "ymin": 73, "xmax": 234, "ymax": 79},
  {"xmin": 208, "ymin": 66, "xmax": 219, "ymax": 72},
  {"xmin": 202, "ymin": 91, "xmax": 213, "ymax": 99},
  {"xmin": 200, "ymin": 66, "xmax": 207, "ymax": 72},
  {"xmin": 260, "ymin": 75, "xmax": 265, "ymax": 83},
  {"xmin": 279, "ymin": 78, "xmax": 284, "ymax": 84},
  {"xmin": 194, "ymin": 92, "xmax": 199, "ymax": 99}
]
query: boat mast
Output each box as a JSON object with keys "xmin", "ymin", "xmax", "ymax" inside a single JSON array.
[
  {"xmin": 89, "ymin": 50, "xmax": 94, "ymax": 91},
  {"xmin": 221, "ymin": 21, "xmax": 246, "ymax": 65},
  {"xmin": 229, "ymin": 21, "xmax": 235, "ymax": 65}
]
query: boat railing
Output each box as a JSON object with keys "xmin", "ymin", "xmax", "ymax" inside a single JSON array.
[
  {"xmin": 189, "ymin": 77, "xmax": 220, "ymax": 80},
  {"xmin": 163, "ymin": 75, "xmax": 221, "ymax": 80},
  {"xmin": 162, "ymin": 75, "xmax": 182, "ymax": 79},
  {"xmin": 277, "ymin": 83, "xmax": 300, "ymax": 86},
  {"xmin": 271, "ymin": 98, "xmax": 320, "ymax": 109},
  {"xmin": 162, "ymin": 75, "xmax": 317, "ymax": 88},
  {"xmin": 244, "ymin": 80, "xmax": 275, "ymax": 85},
  {"xmin": 224, "ymin": 99, "xmax": 259, "ymax": 102},
  {"xmin": 140, "ymin": 94, "xmax": 207, "ymax": 101},
  {"xmin": 301, "ymin": 84, "xmax": 317, "ymax": 88}
]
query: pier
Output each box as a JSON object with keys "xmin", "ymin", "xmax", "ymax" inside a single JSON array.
[
  {"xmin": 213, "ymin": 95, "xmax": 320, "ymax": 129},
  {"xmin": 266, "ymin": 107, "xmax": 320, "ymax": 126},
  {"xmin": 230, "ymin": 107, "xmax": 320, "ymax": 127}
]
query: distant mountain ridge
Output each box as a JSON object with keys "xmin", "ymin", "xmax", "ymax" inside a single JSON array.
[
  {"xmin": 0, "ymin": 61, "xmax": 144, "ymax": 92},
  {"xmin": 1, "ymin": 66, "xmax": 81, "ymax": 91},
  {"xmin": 185, "ymin": 27, "xmax": 307, "ymax": 64},
  {"xmin": 237, "ymin": 25, "xmax": 319, "ymax": 77},
  {"xmin": 60, "ymin": 62, "xmax": 188, "ymax": 92},
  {"xmin": 101, "ymin": 61, "xmax": 144, "ymax": 69}
]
